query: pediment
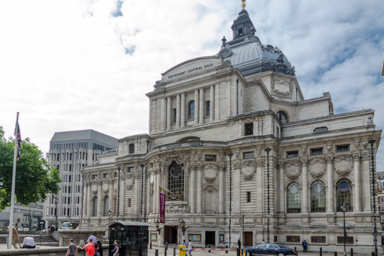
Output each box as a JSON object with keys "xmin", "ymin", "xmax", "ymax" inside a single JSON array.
[{"xmin": 161, "ymin": 56, "xmax": 223, "ymax": 82}]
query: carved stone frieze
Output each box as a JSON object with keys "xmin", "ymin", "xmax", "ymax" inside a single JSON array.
[
  {"xmin": 301, "ymin": 148, "xmax": 307, "ymax": 156},
  {"xmin": 326, "ymin": 144, "xmax": 333, "ymax": 154},
  {"xmin": 284, "ymin": 160, "xmax": 301, "ymax": 180},
  {"xmin": 309, "ymin": 157, "xmax": 326, "ymax": 178},
  {"xmin": 277, "ymin": 150, "xmax": 284, "ymax": 158},
  {"xmin": 353, "ymin": 141, "xmax": 360, "ymax": 151},
  {"xmin": 126, "ymin": 179, "xmax": 135, "ymax": 190},
  {"xmin": 102, "ymin": 181, "xmax": 109, "ymax": 192},
  {"xmin": 241, "ymin": 160, "xmax": 256, "ymax": 180},
  {"xmin": 203, "ymin": 164, "xmax": 218, "ymax": 183},
  {"xmin": 362, "ymin": 152, "xmax": 370, "ymax": 161},
  {"xmin": 203, "ymin": 183, "xmax": 219, "ymax": 191},
  {"xmin": 334, "ymin": 155, "xmax": 353, "ymax": 177},
  {"xmin": 271, "ymin": 75, "xmax": 293, "ymax": 96},
  {"xmin": 233, "ymin": 161, "xmax": 241, "ymax": 169},
  {"xmin": 91, "ymin": 182, "xmax": 98, "ymax": 194}
]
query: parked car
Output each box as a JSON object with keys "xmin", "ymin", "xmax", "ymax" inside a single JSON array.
[{"xmin": 244, "ymin": 244, "xmax": 298, "ymax": 256}]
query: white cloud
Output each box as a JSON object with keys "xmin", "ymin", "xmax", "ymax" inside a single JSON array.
[{"xmin": 0, "ymin": 0, "xmax": 383, "ymax": 168}]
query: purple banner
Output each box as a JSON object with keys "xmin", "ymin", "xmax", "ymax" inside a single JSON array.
[{"xmin": 159, "ymin": 186, "xmax": 166, "ymax": 223}]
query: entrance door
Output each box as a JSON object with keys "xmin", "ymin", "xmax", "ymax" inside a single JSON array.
[
  {"xmin": 244, "ymin": 232, "xmax": 253, "ymax": 246},
  {"xmin": 164, "ymin": 226, "xmax": 178, "ymax": 244},
  {"xmin": 205, "ymin": 231, "xmax": 215, "ymax": 247}
]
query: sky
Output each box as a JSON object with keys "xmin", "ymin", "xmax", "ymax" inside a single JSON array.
[{"xmin": 1, "ymin": 0, "xmax": 384, "ymax": 168}]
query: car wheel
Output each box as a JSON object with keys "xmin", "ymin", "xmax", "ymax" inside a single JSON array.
[{"xmin": 278, "ymin": 253, "xmax": 285, "ymax": 256}]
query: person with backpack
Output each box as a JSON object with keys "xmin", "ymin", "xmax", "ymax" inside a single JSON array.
[
  {"xmin": 96, "ymin": 240, "xmax": 103, "ymax": 256},
  {"xmin": 302, "ymin": 240, "xmax": 308, "ymax": 252},
  {"xmin": 80, "ymin": 238, "xmax": 96, "ymax": 256},
  {"xmin": 112, "ymin": 240, "xmax": 120, "ymax": 256}
]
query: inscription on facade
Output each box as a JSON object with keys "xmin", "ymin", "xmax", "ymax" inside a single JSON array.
[{"xmin": 167, "ymin": 63, "xmax": 214, "ymax": 79}]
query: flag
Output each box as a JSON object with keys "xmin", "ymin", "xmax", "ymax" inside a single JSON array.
[
  {"xmin": 159, "ymin": 186, "xmax": 166, "ymax": 223},
  {"xmin": 14, "ymin": 118, "xmax": 21, "ymax": 161}
]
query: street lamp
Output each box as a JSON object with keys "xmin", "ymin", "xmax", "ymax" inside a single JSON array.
[
  {"xmin": 228, "ymin": 152, "xmax": 233, "ymax": 248},
  {"xmin": 264, "ymin": 147, "xmax": 271, "ymax": 244},
  {"xmin": 180, "ymin": 219, "xmax": 186, "ymax": 235},
  {"xmin": 55, "ymin": 198, "xmax": 58, "ymax": 230},
  {"xmin": 369, "ymin": 139, "xmax": 378, "ymax": 256},
  {"xmin": 117, "ymin": 167, "xmax": 121, "ymax": 219},
  {"xmin": 155, "ymin": 219, "xmax": 160, "ymax": 232},
  {"xmin": 341, "ymin": 204, "xmax": 347, "ymax": 256},
  {"xmin": 140, "ymin": 163, "xmax": 145, "ymax": 222},
  {"xmin": 108, "ymin": 210, "xmax": 112, "ymax": 222}
]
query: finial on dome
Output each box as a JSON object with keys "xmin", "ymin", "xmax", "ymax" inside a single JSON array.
[{"xmin": 241, "ymin": 0, "xmax": 246, "ymax": 9}]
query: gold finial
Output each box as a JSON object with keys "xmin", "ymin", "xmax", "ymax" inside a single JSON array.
[{"xmin": 241, "ymin": 0, "xmax": 246, "ymax": 9}]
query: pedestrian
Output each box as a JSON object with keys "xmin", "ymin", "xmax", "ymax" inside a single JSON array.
[
  {"xmin": 96, "ymin": 240, "xmax": 103, "ymax": 256},
  {"xmin": 87, "ymin": 234, "xmax": 97, "ymax": 244},
  {"xmin": 22, "ymin": 235, "xmax": 36, "ymax": 249},
  {"xmin": 112, "ymin": 240, "xmax": 120, "ymax": 256},
  {"xmin": 66, "ymin": 239, "xmax": 77, "ymax": 256},
  {"xmin": 238, "ymin": 238, "xmax": 241, "ymax": 249},
  {"xmin": 6, "ymin": 226, "xmax": 21, "ymax": 249},
  {"xmin": 188, "ymin": 239, "xmax": 193, "ymax": 256},
  {"xmin": 80, "ymin": 238, "xmax": 96, "ymax": 256},
  {"xmin": 302, "ymin": 240, "xmax": 308, "ymax": 252},
  {"xmin": 262, "ymin": 240, "xmax": 265, "ymax": 245},
  {"xmin": 182, "ymin": 239, "xmax": 187, "ymax": 246},
  {"xmin": 50, "ymin": 225, "xmax": 55, "ymax": 233}
]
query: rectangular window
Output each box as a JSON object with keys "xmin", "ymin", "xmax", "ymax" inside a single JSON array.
[
  {"xmin": 92, "ymin": 174, "xmax": 98, "ymax": 179},
  {"xmin": 129, "ymin": 144, "xmax": 135, "ymax": 154},
  {"xmin": 70, "ymin": 153, "xmax": 72, "ymax": 160},
  {"xmin": 381, "ymin": 215, "xmax": 384, "ymax": 222},
  {"xmin": 206, "ymin": 101, "xmax": 210, "ymax": 116},
  {"xmin": 286, "ymin": 236, "xmax": 300, "ymax": 243},
  {"xmin": 244, "ymin": 123, "xmax": 253, "ymax": 136},
  {"xmin": 310, "ymin": 148, "xmax": 323, "ymax": 156},
  {"xmin": 205, "ymin": 155, "xmax": 217, "ymax": 162},
  {"xmin": 69, "ymin": 175, "xmax": 72, "ymax": 182},
  {"xmin": 103, "ymin": 173, "xmax": 109, "ymax": 178},
  {"xmin": 68, "ymin": 186, "xmax": 71, "ymax": 193},
  {"xmin": 128, "ymin": 198, "xmax": 131, "ymax": 207},
  {"xmin": 337, "ymin": 236, "xmax": 354, "ymax": 244},
  {"xmin": 287, "ymin": 151, "xmax": 299, "ymax": 158},
  {"xmin": 173, "ymin": 108, "xmax": 177, "ymax": 123},
  {"xmin": 380, "ymin": 198, "xmax": 384, "ymax": 203},
  {"xmin": 336, "ymin": 145, "xmax": 350, "ymax": 152},
  {"xmin": 128, "ymin": 167, "xmax": 134, "ymax": 172},
  {"xmin": 274, "ymin": 236, "xmax": 278, "ymax": 243},
  {"xmin": 243, "ymin": 152, "xmax": 254, "ymax": 159},
  {"xmin": 69, "ymin": 164, "xmax": 72, "ymax": 172},
  {"xmin": 311, "ymin": 236, "xmax": 326, "ymax": 243},
  {"xmin": 381, "ymin": 207, "xmax": 384, "ymax": 212},
  {"xmin": 247, "ymin": 192, "xmax": 251, "ymax": 203}
]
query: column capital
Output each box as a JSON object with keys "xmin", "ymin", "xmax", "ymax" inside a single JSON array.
[
  {"xmin": 278, "ymin": 160, "xmax": 286, "ymax": 167},
  {"xmin": 325, "ymin": 155, "xmax": 334, "ymax": 162},
  {"xmin": 300, "ymin": 157, "xmax": 308, "ymax": 164},
  {"xmin": 352, "ymin": 152, "xmax": 361, "ymax": 160}
]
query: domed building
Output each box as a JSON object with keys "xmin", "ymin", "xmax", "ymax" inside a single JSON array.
[{"xmin": 80, "ymin": 6, "xmax": 381, "ymax": 253}]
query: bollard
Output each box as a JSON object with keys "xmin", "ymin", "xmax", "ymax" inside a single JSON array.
[
  {"xmin": 150, "ymin": 242, "xmax": 152, "ymax": 250},
  {"xmin": 241, "ymin": 249, "xmax": 243, "ymax": 256},
  {"xmin": 173, "ymin": 247, "xmax": 176, "ymax": 256},
  {"xmin": 334, "ymin": 251, "xmax": 337, "ymax": 256},
  {"xmin": 166, "ymin": 242, "xmax": 168, "ymax": 250},
  {"xmin": 155, "ymin": 249, "xmax": 159, "ymax": 256},
  {"xmin": 209, "ymin": 244, "xmax": 211, "ymax": 253},
  {"xmin": 372, "ymin": 252, "xmax": 375, "ymax": 256},
  {"xmin": 139, "ymin": 244, "xmax": 143, "ymax": 256},
  {"xmin": 226, "ymin": 245, "xmax": 228, "ymax": 254},
  {"xmin": 237, "ymin": 247, "xmax": 240, "ymax": 256},
  {"xmin": 351, "ymin": 248, "xmax": 353, "ymax": 256},
  {"xmin": 320, "ymin": 247, "xmax": 322, "ymax": 256},
  {"xmin": 165, "ymin": 246, "xmax": 167, "ymax": 256}
]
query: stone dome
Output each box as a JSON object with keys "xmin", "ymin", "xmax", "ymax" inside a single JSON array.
[{"xmin": 218, "ymin": 9, "xmax": 295, "ymax": 77}]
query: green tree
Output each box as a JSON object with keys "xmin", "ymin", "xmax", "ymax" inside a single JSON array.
[{"xmin": 0, "ymin": 126, "xmax": 61, "ymax": 210}]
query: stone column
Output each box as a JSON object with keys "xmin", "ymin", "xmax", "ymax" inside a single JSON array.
[
  {"xmin": 83, "ymin": 181, "xmax": 88, "ymax": 217},
  {"xmin": 362, "ymin": 152, "xmax": 371, "ymax": 212},
  {"xmin": 279, "ymin": 161, "xmax": 285, "ymax": 213},
  {"xmin": 194, "ymin": 90, "xmax": 199, "ymax": 125},
  {"xmin": 301, "ymin": 158, "xmax": 309, "ymax": 213},
  {"xmin": 152, "ymin": 172, "xmax": 157, "ymax": 214},
  {"xmin": 181, "ymin": 93, "xmax": 185, "ymax": 127},
  {"xmin": 161, "ymin": 98, "xmax": 166, "ymax": 131},
  {"xmin": 156, "ymin": 171, "xmax": 161, "ymax": 214},
  {"xmin": 196, "ymin": 166, "xmax": 202, "ymax": 213},
  {"xmin": 134, "ymin": 172, "xmax": 140, "ymax": 216},
  {"xmin": 176, "ymin": 94, "xmax": 180, "ymax": 128},
  {"xmin": 97, "ymin": 180, "xmax": 102, "ymax": 217},
  {"xmin": 256, "ymin": 159, "xmax": 264, "ymax": 214},
  {"xmin": 87, "ymin": 181, "xmax": 92, "ymax": 217},
  {"xmin": 218, "ymin": 166, "xmax": 225, "ymax": 214},
  {"xmin": 190, "ymin": 167, "xmax": 195, "ymax": 213},
  {"xmin": 326, "ymin": 156, "xmax": 334, "ymax": 213},
  {"xmin": 353, "ymin": 153, "xmax": 361, "ymax": 211},
  {"xmin": 210, "ymin": 86, "xmax": 214, "ymax": 121},
  {"xmin": 199, "ymin": 88, "xmax": 204, "ymax": 124},
  {"xmin": 146, "ymin": 173, "xmax": 151, "ymax": 215},
  {"xmin": 233, "ymin": 162, "xmax": 241, "ymax": 215},
  {"xmin": 167, "ymin": 97, "xmax": 171, "ymax": 130},
  {"xmin": 215, "ymin": 84, "xmax": 219, "ymax": 121},
  {"xmin": 119, "ymin": 174, "xmax": 125, "ymax": 217},
  {"xmin": 109, "ymin": 179, "xmax": 114, "ymax": 216}
]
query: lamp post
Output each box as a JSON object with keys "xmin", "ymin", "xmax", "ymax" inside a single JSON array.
[
  {"xmin": 180, "ymin": 219, "xmax": 186, "ymax": 236},
  {"xmin": 117, "ymin": 167, "xmax": 121, "ymax": 219},
  {"xmin": 228, "ymin": 152, "xmax": 233, "ymax": 248},
  {"xmin": 140, "ymin": 163, "xmax": 145, "ymax": 222},
  {"xmin": 108, "ymin": 210, "xmax": 111, "ymax": 222},
  {"xmin": 369, "ymin": 139, "xmax": 378, "ymax": 256},
  {"xmin": 264, "ymin": 147, "xmax": 271, "ymax": 244},
  {"xmin": 341, "ymin": 204, "xmax": 346, "ymax": 256},
  {"xmin": 55, "ymin": 198, "xmax": 58, "ymax": 230}
]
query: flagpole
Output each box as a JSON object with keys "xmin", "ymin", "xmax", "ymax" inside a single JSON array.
[{"xmin": 8, "ymin": 112, "xmax": 19, "ymax": 249}]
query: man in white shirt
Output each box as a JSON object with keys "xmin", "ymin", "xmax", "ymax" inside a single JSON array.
[
  {"xmin": 188, "ymin": 240, "xmax": 193, "ymax": 256},
  {"xmin": 22, "ymin": 235, "xmax": 36, "ymax": 248},
  {"xmin": 87, "ymin": 234, "xmax": 97, "ymax": 244}
]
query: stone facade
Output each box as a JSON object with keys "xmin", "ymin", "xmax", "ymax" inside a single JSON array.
[{"xmin": 80, "ymin": 8, "xmax": 382, "ymax": 253}]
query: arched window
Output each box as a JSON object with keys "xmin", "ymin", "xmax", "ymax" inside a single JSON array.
[
  {"xmin": 336, "ymin": 179, "xmax": 352, "ymax": 212},
  {"xmin": 311, "ymin": 181, "xmax": 326, "ymax": 212},
  {"xmin": 277, "ymin": 111, "xmax": 288, "ymax": 123},
  {"xmin": 188, "ymin": 101, "xmax": 195, "ymax": 119},
  {"xmin": 313, "ymin": 127, "xmax": 328, "ymax": 133},
  {"xmin": 168, "ymin": 162, "xmax": 184, "ymax": 201},
  {"xmin": 104, "ymin": 196, "xmax": 109, "ymax": 216},
  {"xmin": 287, "ymin": 183, "xmax": 301, "ymax": 213},
  {"xmin": 93, "ymin": 197, "xmax": 98, "ymax": 217}
]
